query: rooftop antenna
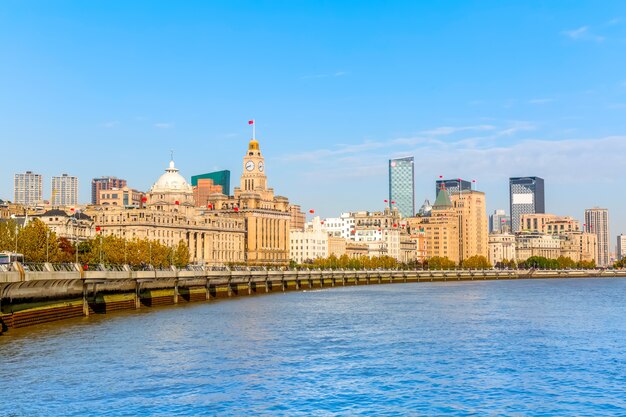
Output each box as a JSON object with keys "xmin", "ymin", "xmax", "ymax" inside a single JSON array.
[{"xmin": 170, "ymin": 149, "xmax": 174, "ymax": 161}]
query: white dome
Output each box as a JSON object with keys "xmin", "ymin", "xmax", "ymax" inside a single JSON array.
[{"xmin": 150, "ymin": 160, "xmax": 193, "ymax": 193}]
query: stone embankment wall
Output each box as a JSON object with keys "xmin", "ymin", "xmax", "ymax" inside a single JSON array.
[{"xmin": 1, "ymin": 268, "xmax": 625, "ymax": 333}]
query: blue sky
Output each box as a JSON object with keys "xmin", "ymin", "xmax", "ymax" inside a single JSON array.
[{"xmin": 1, "ymin": 1, "xmax": 626, "ymax": 243}]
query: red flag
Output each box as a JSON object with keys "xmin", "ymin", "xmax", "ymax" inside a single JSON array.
[
  {"xmin": 384, "ymin": 199, "xmax": 388, "ymax": 203},
  {"xmin": 208, "ymin": 203, "xmax": 213, "ymax": 209},
  {"xmin": 248, "ymin": 120, "xmax": 254, "ymax": 125},
  {"xmin": 234, "ymin": 207, "xmax": 239, "ymax": 212},
  {"xmin": 439, "ymin": 175, "xmax": 443, "ymax": 179},
  {"xmin": 175, "ymin": 200, "xmax": 180, "ymax": 205},
  {"xmin": 141, "ymin": 196, "xmax": 147, "ymax": 202},
  {"xmin": 95, "ymin": 226, "xmax": 101, "ymax": 232},
  {"xmin": 391, "ymin": 201, "xmax": 396, "ymax": 204},
  {"xmin": 309, "ymin": 209, "xmax": 315, "ymax": 214},
  {"xmin": 393, "ymin": 223, "xmax": 398, "ymax": 228}
]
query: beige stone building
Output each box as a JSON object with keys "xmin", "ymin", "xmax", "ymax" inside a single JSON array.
[
  {"xmin": 34, "ymin": 209, "xmax": 96, "ymax": 242},
  {"xmin": 90, "ymin": 160, "xmax": 246, "ymax": 266},
  {"xmin": 488, "ymin": 233, "xmax": 516, "ymax": 265},
  {"xmin": 407, "ymin": 186, "xmax": 460, "ymax": 264},
  {"xmin": 450, "ymin": 190, "xmax": 489, "ymax": 262},
  {"xmin": 207, "ymin": 138, "xmax": 291, "ymax": 266},
  {"xmin": 520, "ymin": 213, "xmax": 580, "ymax": 234},
  {"xmin": 515, "ymin": 233, "xmax": 562, "ymax": 261},
  {"xmin": 99, "ymin": 187, "xmax": 145, "ymax": 208},
  {"xmin": 289, "ymin": 217, "xmax": 328, "ymax": 263},
  {"xmin": 560, "ymin": 232, "xmax": 597, "ymax": 263},
  {"xmin": 289, "ymin": 204, "xmax": 306, "ymax": 231}
]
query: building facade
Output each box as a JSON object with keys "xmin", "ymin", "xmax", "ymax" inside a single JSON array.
[
  {"xmin": 207, "ymin": 138, "xmax": 291, "ymax": 266},
  {"xmin": 51, "ymin": 174, "xmax": 78, "ymax": 207},
  {"xmin": 91, "ymin": 177, "xmax": 127, "ymax": 205},
  {"xmin": 289, "ymin": 217, "xmax": 329, "ymax": 264},
  {"xmin": 489, "ymin": 209, "xmax": 510, "ymax": 233},
  {"xmin": 585, "ymin": 208, "xmax": 610, "ymax": 267},
  {"xmin": 36, "ymin": 209, "xmax": 95, "ymax": 242},
  {"xmin": 617, "ymin": 234, "xmax": 626, "ymax": 261},
  {"xmin": 519, "ymin": 213, "xmax": 580, "ymax": 234},
  {"xmin": 14, "ymin": 171, "xmax": 43, "ymax": 206},
  {"xmin": 408, "ymin": 186, "xmax": 460, "ymax": 264},
  {"xmin": 450, "ymin": 190, "xmax": 489, "ymax": 262},
  {"xmin": 389, "ymin": 157, "xmax": 415, "ymax": 218},
  {"xmin": 191, "ymin": 170, "xmax": 231, "ymax": 196},
  {"xmin": 98, "ymin": 187, "xmax": 145, "ymax": 208},
  {"xmin": 192, "ymin": 178, "xmax": 225, "ymax": 207},
  {"xmin": 435, "ymin": 178, "xmax": 472, "ymax": 198},
  {"xmin": 488, "ymin": 233, "xmax": 516, "ymax": 266},
  {"xmin": 509, "ymin": 176, "xmax": 545, "ymax": 232},
  {"xmin": 91, "ymin": 160, "xmax": 246, "ymax": 266}
]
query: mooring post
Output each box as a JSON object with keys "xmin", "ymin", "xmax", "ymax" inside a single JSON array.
[
  {"xmin": 173, "ymin": 278, "xmax": 179, "ymax": 304},
  {"xmin": 82, "ymin": 280, "xmax": 90, "ymax": 317},
  {"xmin": 248, "ymin": 278, "xmax": 253, "ymax": 295},
  {"xmin": 206, "ymin": 277, "xmax": 211, "ymax": 300},
  {"xmin": 135, "ymin": 280, "xmax": 141, "ymax": 309}
]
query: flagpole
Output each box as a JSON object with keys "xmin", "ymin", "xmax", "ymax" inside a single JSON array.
[{"xmin": 253, "ymin": 119, "xmax": 256, "ymax": 140}]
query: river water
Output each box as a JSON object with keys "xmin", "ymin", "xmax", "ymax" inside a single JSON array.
[{"xmin": 1, "ymin": 278, "xmax": 626, "ymax": 416}]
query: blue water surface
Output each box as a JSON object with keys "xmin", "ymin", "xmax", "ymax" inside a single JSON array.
[{"xmin": 1, "ymin": 278, "xmax": 626, "ymax": 416}]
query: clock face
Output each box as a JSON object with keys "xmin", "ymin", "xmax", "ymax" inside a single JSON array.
[
  {"xmin": 245, "ymin": 161, "xmax": 255, "ymax": 171},
  {"xmin": 258, "ymin": 162, "xmax": 264, "ymax": 172}
]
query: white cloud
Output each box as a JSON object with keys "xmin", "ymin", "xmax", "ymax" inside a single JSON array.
[
  {"xmin": 420, "ymin": 125, "xmax": 496, "ymax": 136},
  {"xmin": 562, "ymin": 26, "xmax": 605, "ymax": 42},
  {"xmin": 154, "ymin": 123, "xmax": 174, "ymax": 129}
]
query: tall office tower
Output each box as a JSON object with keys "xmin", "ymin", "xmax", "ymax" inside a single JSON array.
[
  {"xmin": 489, "ymin": 209, "xmax": 511, "ymax": 233},
  {"xmin": 51, "ymin": 174, "xmax": 78, "ymax": 206},
  {"xmin": 91, "ymin": 176, "xmax": 127, "ymax": 205},
  {"xmin": 435, "ymin": 178, "xmax": 472, "ymax": 197},
  {"xmin": 388, "ymin": 157, "xmax": 415, "ymax": 218},
  {"xmin": 509, "ymin": 176, "xmax": 545, "ymax": 232},
  {"xmin": 14, "ymin": 171, "xmax": 43, "ymax": 206},
  {"xmin": 585, "ymin": 208, "xmax": 610, "ymax": 267},
  {"xmin": 617, "ymin": 234, "xmax": 626, "ymax": 261},
  {"xmin": 191, "ymin": 170, "xmax": 231, "ymax": 196}
]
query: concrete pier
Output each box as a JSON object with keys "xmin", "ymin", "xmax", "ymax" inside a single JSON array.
[{"xmin": 1, "ymin": 267, "xmax": 625, "ymax": 333}]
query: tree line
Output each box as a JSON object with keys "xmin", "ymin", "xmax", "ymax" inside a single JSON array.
[
  {"xmin": 0, "ymin": 218, "xmax": 190, "ymax": 268},
  {"xmin": 292, "ymin": 254, "xmax": 598, "ymax": 270}
]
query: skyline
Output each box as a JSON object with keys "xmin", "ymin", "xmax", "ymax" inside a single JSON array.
[{"xmin": 1, "ymin": 1, "xmax": 626, "ymax": 235}]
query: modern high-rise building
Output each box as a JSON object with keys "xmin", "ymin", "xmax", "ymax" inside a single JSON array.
[
  {"xmin": 509, "ymin": 176, "xmax": 545, "ymax": 232},
  {"xmin": 14, "ymin": 171, "xmax": 43, "ymax": 206},
  {"xmin": 191, "ymin": 170, "xmax": 231, "ymax": 196},
  {"xmin": 91, "ymin": 176, "xmax": 127, "ymax": 205},
  {"xmin": 435, "ymin": 178, "xmax": 471, "ymax": 197},
  {"xmin": 489, "ymin": 209, "xmax": 511, "ymax": 233},
  {"xmin": 389, "ymin": 157, "xmax": 415, "ymax": 218},
  {"xmin": 51, "ymin": 174, "xmax": 78, "ymax": 206},
  {"xmin": 617, "ymin": 234, "xmax": 626, "ymax": 261},
  {"xmin": 585, "ymin": 208, "xmax": 609, "ymax": 267}
]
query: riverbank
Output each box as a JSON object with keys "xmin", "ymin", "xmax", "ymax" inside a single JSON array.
[{"xmin": 1, "ymin": 268, "xmax": 625, "ymax": 334}]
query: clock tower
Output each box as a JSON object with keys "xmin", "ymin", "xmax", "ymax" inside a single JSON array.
[{"xmin": 240, "ymin": 138, "xmax": 267, "ymax": 192}]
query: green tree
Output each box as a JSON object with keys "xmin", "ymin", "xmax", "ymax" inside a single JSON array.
[
  {"xmin": 462, "ymin": 255, "xmax": 491, "ymax": 269},
  {"xmin": 17, "ymin": 219, "xmax": 60, "ymax": 262},
  {"xmin": 0, "ymin": 219, "xmax": 18, "ymax": 252},
  {"xmin": 427, "ymin": 256, "xmax": 456, "ymax": 270},
  {"xmin": 173, "ymin": 240, "xmax": 190, "ymax": 268}
]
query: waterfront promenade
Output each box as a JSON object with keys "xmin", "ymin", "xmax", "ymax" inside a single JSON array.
[{"xmin": 1, "ymin": 263, "xmax": 624, "ymax": 334}]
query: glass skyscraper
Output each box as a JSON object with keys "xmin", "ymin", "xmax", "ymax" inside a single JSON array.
[
  {"xmin": 389, "ymin": 157, "xmax": 415, "ymax": 218},
  {"xmin": 435, "ymin": 179, "xmax": 472, "ymax": 197},
  {"xmin": 509, "ymin": 176, "xmax": 545, "ymax": 232}
]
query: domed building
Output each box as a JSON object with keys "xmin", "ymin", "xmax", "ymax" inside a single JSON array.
[
  {"xmin": 90, "ymin": 159, "xmax": 246, "ymax": 266},
  {"xmin": 147, "ymin": 160, "xmax": 195, "ymax": 209}
]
